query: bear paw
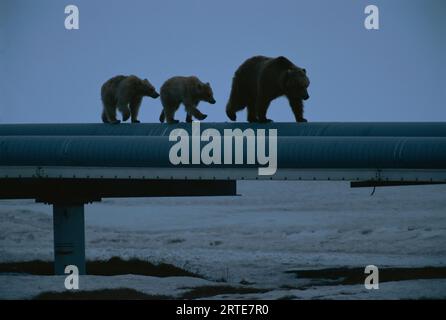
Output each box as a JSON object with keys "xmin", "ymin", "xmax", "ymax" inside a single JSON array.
[
  {"xmin": 196, "ymin": 114, "xmax": 207, "ymax": 121},
  {"xmin": 226, "ymin": 110, "xmax": 236, "ymax": 121},
  {"xmin": 110, "ymin": 119, "xmax": 121, "ymax": 124},
  {"xmin": 167, "ymin": 119, "xmax": 180, "ymax": 124},
  {"xmin": 131, "ymin": 119, "xmax": 141, "ymax": 123},
  {"xmin": 258, "ymin": 118, "xmax": 273, "ymax": 123},
  {"xmin": 122, "ymin": 111, "xmax": 131, "ymax": 122}
]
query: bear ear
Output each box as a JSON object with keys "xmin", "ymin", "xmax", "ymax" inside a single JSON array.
[
  {"xmin": 302, "ymin": 68, "xmax": 306, "ymax": 74},
  {"xmin": 276, "ymin": 56, "xmax": 292, "ymax": 66}
]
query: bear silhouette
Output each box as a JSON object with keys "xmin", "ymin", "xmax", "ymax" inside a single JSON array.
[
  {"xmin": 101, "ymin": 75, "xmax": 159, "ymax": 124},
  {"xmin": 159, "ymin": 76, "xmax": 216, "ymax": 124},
  {"xmin": 226, "ymin": 56, "xmax": 310, "ymax": 123}
]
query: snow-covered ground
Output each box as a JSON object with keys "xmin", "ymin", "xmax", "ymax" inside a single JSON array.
[{"xmin": 1, "ymin": 181, "xmax": 446, "ymax": 299}]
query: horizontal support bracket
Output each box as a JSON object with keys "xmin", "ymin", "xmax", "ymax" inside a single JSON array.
[
  {"xmin": 0, "ymin": 178, "xmax": 237, "ymax": 203},
  {"xmin": 351, "ymin": 180, "xmax": 446, "ymax": 188},
  {"xmin": 1, "ymin": 166, "xmax": 446, "ymax": 182}
]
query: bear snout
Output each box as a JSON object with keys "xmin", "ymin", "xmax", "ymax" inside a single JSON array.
[
  {"xmin": 152, "ymin": 92, "xmax": 160, "ymax": 99},
  {"xmin": 209, "ymin": 98, "xmax": 216, "ymax": 104}
]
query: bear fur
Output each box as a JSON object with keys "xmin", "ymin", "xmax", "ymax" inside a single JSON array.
[
  {"xmin": 159, "ymin": 76, "xmax": 216, "ymax": 124},
  {"xmin": 101, "ymin": 75, "xmax": 159, "ymax": 124},
  {"xmin": 226, "ymin": 56, "xmax": 310, "ymax": 123}
]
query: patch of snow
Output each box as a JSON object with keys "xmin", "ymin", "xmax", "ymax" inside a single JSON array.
[
  {"xmin": 1, "ymin": 181, "xmax": 446, "ymax": 299},
  {"xmin": 0, "ymin": 274, "xmax": 215, "ymax": 300}
]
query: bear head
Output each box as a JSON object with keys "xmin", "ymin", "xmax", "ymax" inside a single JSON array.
[
  {"xmin": 283, "ymin": 68, "xmax": 310, "ymax": 101},
  {"xmin": 197, "ymin": 82, "xmax": 216, "ymax": 104},
  {"xmin": 140, "ymin": 78, "xmax": 160, "ymax": 99}
]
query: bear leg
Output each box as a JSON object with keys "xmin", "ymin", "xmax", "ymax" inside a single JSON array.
[
  {"xmin": 225, "ymin": 102, "xmax": 237, "ymax": 121},
  {"xmin": 117, "ymin": 104, "xmax": 130, "ymax": 122},
  {"xmin": 255, "ymin": 98, "xmax": 272, "ymax": 123},
  {"xmin": 103, "ymin": 104, "xmax": 121, "ymax": 124},
  {"xmin": 130, "ymin": 96, "xmax": 143, "ymax": 123},
  {"xmin": 186, "ymin": 113, "xmax": 193, "ymax": 123},
  {"xmin": 247, "ymin": 105, "xmax": 257, "ymax": 123},
  {"xmin": 101, "ymin": 109, "xmax": 109, "ymax": 123},
  {"xmin": 225, "ymin": 99, "xmax": 247, "ymax": 122},
  {"xmin": 226, "ymin": 109, "xmax": 236, "ymax": 121},
  {"xmin": 159, "ymin": 110, "xmax": 165, "ymax": 123},
  {"xmin": 289, "ymin": 99, "xmax": 307, "ymax": 122},
  {"xmin": 185, "ymin": 103, "xmax": 207, "ymax": 121},
  {"xmin": 164, "ymin": 108, "xmax": 179, "ymax": 124}
]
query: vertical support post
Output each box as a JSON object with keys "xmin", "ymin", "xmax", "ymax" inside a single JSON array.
[{"xmin": 53, "ymin": 204, "xmax": 86, "ymax": 275}]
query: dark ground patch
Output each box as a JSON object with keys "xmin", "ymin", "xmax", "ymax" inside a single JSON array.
[
  {"xmin": 33, "ymin": 285, "xmax": 269, "ymax": 300},
  {"xmin": 0, "ymin": 256, "xmax": 202, "ymax": 278},
  {"xmin": 286, "ymin": 266, "xmax": 446, "ymax": 286},
  {"xmin": 180, "ymin": 285, "xmax": 269, "ymax": 299},
  {"xmin": 34, "ymin": 288, "xmax": 173, "ymax": 300},
  {"xmin": 5, "ymin": 260, "xmax": 446, "ymax": 299}
]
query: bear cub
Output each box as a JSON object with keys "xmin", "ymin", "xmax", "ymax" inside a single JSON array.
[
  {"xmin": 226, "ymin": 56, "xmax": 310, "ymax": 123},
  {"xmin": 101, "ymin": 75, "xmax": 159, "ymax": 124},
  {"xmin": 159, "ymin": 76, "xmax": 216, "ymax": 124}
]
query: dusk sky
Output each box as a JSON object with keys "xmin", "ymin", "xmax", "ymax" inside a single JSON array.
[{"xmin": 1, "ymin": 0, "xmax": 445, "ymax": 123}]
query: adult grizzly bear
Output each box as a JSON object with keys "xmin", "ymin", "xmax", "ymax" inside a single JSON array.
[
  {"xmin": 101, "ymin": 75, "xmax": 159, "ymax": 124},
  {"xmin": 226, "ymin": 56, "xmax": 310, "ymax": 123}
]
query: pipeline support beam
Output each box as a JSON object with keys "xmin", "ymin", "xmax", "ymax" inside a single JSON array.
[{"xmin": 53, "ymin": 204, "xmax": 86, "ymax": 275}]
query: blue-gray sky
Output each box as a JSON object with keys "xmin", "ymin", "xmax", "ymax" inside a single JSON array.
[{"xmin": 0, "ymin": 0, "xmax": 445, "ymax": 123}]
